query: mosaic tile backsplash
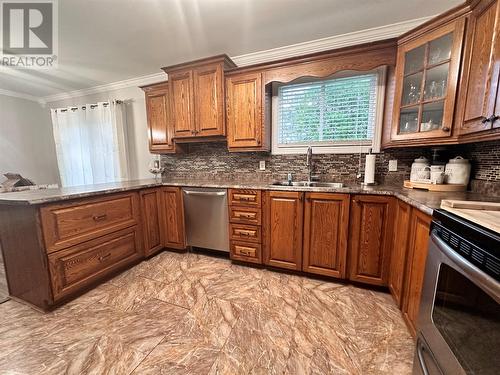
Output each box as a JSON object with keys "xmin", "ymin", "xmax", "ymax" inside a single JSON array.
[{"xmin": 161, "ymin": 139, "xmax": 500, "ymax": 196}]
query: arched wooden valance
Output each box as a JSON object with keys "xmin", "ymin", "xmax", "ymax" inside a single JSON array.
[{"xmin": 261, "ymin": 39, "xmax": 397, "ymax": 85}]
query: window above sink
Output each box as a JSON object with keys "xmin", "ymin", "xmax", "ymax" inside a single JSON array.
[{"xmin": 271, "ymin": 68, "xmax": 386, "ymax": 155}]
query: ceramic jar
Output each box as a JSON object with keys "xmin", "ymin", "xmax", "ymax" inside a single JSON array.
[
  {"xmin": 430, "ymin": 165, "xmax": 445, "ymax": 184},
  {"xmin": 410, "ymin": 156, "xmax": 430, "ymax": 182},
  {"xmin": 445, "ymin": 156, "xmax": 471, "ymax": 185}
]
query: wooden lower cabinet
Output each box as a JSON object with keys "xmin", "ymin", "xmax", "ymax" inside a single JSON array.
[
  {"xmin": 263, "ymin": 191, "xmax": 304, "ymax": 270},
  {"xmin": 402, "ymin": 209, "xmax": 432, "ymax": 336},
  {"xmin": 49, "ymin": 226, "xmax": 143, "ymax": 302},
  {"xmin": 228, "ymin": 189, "xmax": 263, "ymax": 264},
  {"xmin": 302, "ymin": 193, "xmax": 350, "ymax": 278},
  {"xmin": 40, "ymin": 192, "xmax": 140, "ymax": 253},
  {"xmin": 160, "ymin": 187, "xmax": 186, "ymax": 250},
  {"xmin": 140, "ymin": 188, "xmax": 164, "ymax": 257},
  {"xmin": 230, "ymin": 241, "xmax": 262, "ymax": 264},
  {"xmin": 388, "ymin": 200, "xmax": 412, "ymax": 307},
  {"xmin": 348, "ymin": 195, "xmax": 395, "ymax": 286}
]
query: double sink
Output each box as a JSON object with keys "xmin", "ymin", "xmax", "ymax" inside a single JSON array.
[{"xmin": 271, "ymin": 181, "xmax": 344, "ymax": 188}]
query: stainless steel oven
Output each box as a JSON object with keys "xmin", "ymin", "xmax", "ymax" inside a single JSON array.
[{"xmin": 413, "ymin": 209, "xmax": 500, "ymax": 375}]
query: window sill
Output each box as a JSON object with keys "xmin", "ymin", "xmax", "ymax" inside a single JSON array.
[{"xmin": 272, "ymin": 144, "xmax": 376, "ymax": 155}]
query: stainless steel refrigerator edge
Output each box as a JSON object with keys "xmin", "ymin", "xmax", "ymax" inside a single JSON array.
[{"xmin": 182, "ymin": 188, "xmax": 230, "ymax": 252}]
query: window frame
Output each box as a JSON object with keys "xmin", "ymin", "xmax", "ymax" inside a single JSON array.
[{"xmin": 271, "ymin": 67, "xmax": 387, "ymax": 155}]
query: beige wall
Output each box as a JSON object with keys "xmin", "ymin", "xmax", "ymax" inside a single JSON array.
[
  {"xmin": 0, "ymin": 94, "xmax": 60, "ymax": 185},
  {"xmin": 47, "ymin": 85, "xmax": 154, "ymax": 180}
]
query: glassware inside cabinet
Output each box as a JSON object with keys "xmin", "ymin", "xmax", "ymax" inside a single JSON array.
[
  {"xmin": 421, "ymin": 101, "xmax": 444, "ymax": 132},
  {"xmin": 428, "ymin": 33, "xmax": 453, "ymax": 65},
  {"xmin": 402, "ymin": 72, "xmax": 423, "ymax": 105},
  {"xmin": 399, "ymin": 106, "xmax": 419, "ymax": 133},
  {"xmin": 404, "ymin": 45, "xmax": 425, "ymax": 75},
  {"xmin": 423, "ymin": 63, "xmax": 449, "ymax": 100}
]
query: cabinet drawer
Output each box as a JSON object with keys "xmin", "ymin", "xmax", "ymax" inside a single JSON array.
[
  {"xmin": 41, "ymin": 193, "xmax": 140, "ymax": 253},
  {"xmin": 229, "ymin": 189, "xmax": 261, "ymax": 207},
  {"xmin": 48, "ymin": 226, "xmax": 143, "ymax": 302},
  {"xmin": 229, "ymin": 206, "xmax": 261, "ymax": 225},
  {"xmin": 230, "ymin": 223, "xmax": 261, "ymax": 243},
  {"xmin": 230, "ymin": 240, "xmax": 262, "ymax": 264}
]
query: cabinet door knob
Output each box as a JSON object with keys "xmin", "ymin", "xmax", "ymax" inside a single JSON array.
[
  {"xmin": 442, "ymin": 126, "xmax": 450, "ymax": 132},
  {"xmin": 481, "ymin": 115, "xmax": 499, "ymax": 124}
]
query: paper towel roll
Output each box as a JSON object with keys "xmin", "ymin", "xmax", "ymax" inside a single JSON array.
[{"xmin": 364, "ymin": 154, "xmax": 376, "ymax": 184}]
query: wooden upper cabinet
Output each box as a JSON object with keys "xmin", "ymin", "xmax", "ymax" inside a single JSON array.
[
  {"xmin": 160, "ymin": 187, "xmax": 186, "ymax": 250},
  {"xmin": 390, "ymin": 17, "xmax": 465, "ymax": 143},
  {"xmin": 226, "ymin": 72, "xmax": 267, "ymax": 151},
  {"xmin": 263, "ymin": 191, "xmax": 303, "ymax": 270},
  {"xmin": 169, "ymin": 70, "xmax": 195, "ymax": 138},
  {"xmin": 302, "ymin": 193, "xmax": 350, "ymax": 279},
  {"xmin": 348, "ymin": 195, "xmax": 395, "ymax": 286},
  {"xmin": 194, "ymin": 64, "xmax": 225, "ymax": 137},
  {"xmin": 141, "ymin": 82, "xmax": 176, "ymax": 154},
  {"xmin": 388, "ymin": 200, "xmax": 412, "ymax": 307},
  {"xmin": 458, "ymin": 0, "xmax": 500, "ymax": 136},
  {"xmin": 402, "ymin": 209, "xmax": 432, "ymax": 336},
  {"xmin": 163, "ymin": 55, "xmax": 236, "ymax": 140}
]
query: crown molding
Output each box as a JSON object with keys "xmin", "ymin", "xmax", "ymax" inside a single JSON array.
[
  {"xmin": 42, "ymin": 72, "xmax": 167, "ymax": 103},
  {"xmin": 0, "ymin": 88, "xmax": 43, "ymax": 104},
  {"xmin": 231, "ymin": 16, "xmax": 433, "ymax": 66},
  {"xmin": 10, "ymin": 15, "xmax": 433, "ymax": 104}
]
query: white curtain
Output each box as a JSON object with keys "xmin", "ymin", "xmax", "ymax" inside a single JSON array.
[{"xmin": 50, "ymin": 101, "xmax": 129, "ymax": 187}]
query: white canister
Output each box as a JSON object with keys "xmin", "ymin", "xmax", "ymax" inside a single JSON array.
[
  {"xmin": 410, "ymin": 156, "xmax": 430, "ymax": 182},
  {"xmin": 430, "ymin": 165, "xmax": 445, "ymax": 184},
  {"xmin": 445, "ymin": 156, "xmax": 471, "ymax": 185}
]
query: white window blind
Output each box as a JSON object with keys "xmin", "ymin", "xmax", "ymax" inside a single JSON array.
[{"xmin": 275, "ymin": 72, "xmax": 380, "ymax": 152}]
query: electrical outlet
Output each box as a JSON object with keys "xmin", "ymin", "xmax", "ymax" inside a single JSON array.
[
  {"xmin": 388, "ymin": 160, "xmax": 398, "ymax": 172},
  {"xmin": 259, "ymin": 160, "xmax": 266, "ymax": 171}
]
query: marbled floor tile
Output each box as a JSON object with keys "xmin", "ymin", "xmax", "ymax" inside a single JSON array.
[
  {"xmin": 59, "ymin": 335, "xmax": 147, "ymax": 375},
  {"xmin": 204, "ymin": 266, "xmax": 264, "ymax": 307},
  {"xmin": 155, "ymin": 273, "xmax": 207, "ymax": 309},
  {"xmin": 0, "ymin": 341, "xmax": 68, "ymax": 375},
  {"xmin": 0, "ymin": 251, "xmax": 415, "ymax": 375},
  {"xmin": 283, "ymin": 282, "xmax": 362, "ymax": 374},
  {"xmin": 38, "ymin": 300, "xmax": 179, "ymax": 356},
  {"xmin": 137, "ymin": 252, "xmax": 186, "ymax": 285},
  {"xmin": 99, "ymin": 275, "xmax": 166, "ymax": 312},
  {"xmin": 257, "ymin": 270, "xmax": 303, "ymax": 310},
  {"xmin": 211, "ymin": 292, "xmax": 300, "ymax": 375},
  {"xmin": 133, "ymin": 294, "xmax": 239, "ymax": 374},
  {"xmin": 322, "ymin": 285, "xmax": 414, "ymax": 374}
]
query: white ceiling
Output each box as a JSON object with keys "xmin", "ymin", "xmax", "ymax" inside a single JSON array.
[{"xmin": 0, "ymin": 0, "xmax": 462, "ymax": 99}]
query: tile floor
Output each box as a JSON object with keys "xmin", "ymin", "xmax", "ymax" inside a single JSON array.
[{"xmin": 0, "ymin": 251, "xmax": 415, "ymax": 374}]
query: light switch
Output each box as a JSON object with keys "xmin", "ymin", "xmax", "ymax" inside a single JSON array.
[
  {"xmin": 388, "ymin": 160, "xmax": 398, "ymax": 172},
  {"xmin": 259, "ymin": 160, "xmax": 266, "ymax": 171}
]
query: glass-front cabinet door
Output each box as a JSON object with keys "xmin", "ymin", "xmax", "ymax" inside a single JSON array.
[{"xmin": 391, "ymin": 18, "xmax": 465, "ymax": 142}]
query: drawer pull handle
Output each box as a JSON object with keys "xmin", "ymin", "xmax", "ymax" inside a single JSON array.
[
  {"xmin": 235, "ymin": 212, "xmax": 255, "ymax": 219},
  {"xmin": 93, "ymin": 214, "xmax": 108, "ymax": 222},
  {"xmin": 234, "ymin": 194, "xmax": 255, "ymax": 201},
  {"xmin": 98, "ymin": 253, "xmax": 112, "ymax": 262},
  {"xmin": 235, "ymin": 246, "xmax": 255, "ymax": 256},
  {"xmin": 235, "ymin": 230, "xmax": 256, "ymax": 237}
]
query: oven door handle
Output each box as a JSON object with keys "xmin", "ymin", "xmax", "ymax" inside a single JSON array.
[
  {"xmin": 417, "ymin": 341, "xmax": 431, "ymax": 375},
  {"xmin": 431, "ymin": 231, "xmax": 500, "ymax": 301}
]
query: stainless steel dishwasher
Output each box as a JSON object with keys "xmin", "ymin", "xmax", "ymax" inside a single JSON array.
[{"xmin": 182, "ymin": 187, "xmax": 230, "ymax": 252}]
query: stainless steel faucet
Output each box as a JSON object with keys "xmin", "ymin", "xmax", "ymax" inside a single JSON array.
[{"xmin": 306, "ymin": 146, "xmax": 318, "ymax": 182}]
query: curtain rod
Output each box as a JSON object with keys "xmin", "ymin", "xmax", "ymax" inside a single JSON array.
[{"xmin": 54, "ymin": 100, "xmax": 124, "ymax": 113}]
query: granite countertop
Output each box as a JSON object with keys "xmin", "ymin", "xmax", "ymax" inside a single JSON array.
[{"xmin": 0, "ymin": 178, "xmax": 497, "ymax": 216}]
